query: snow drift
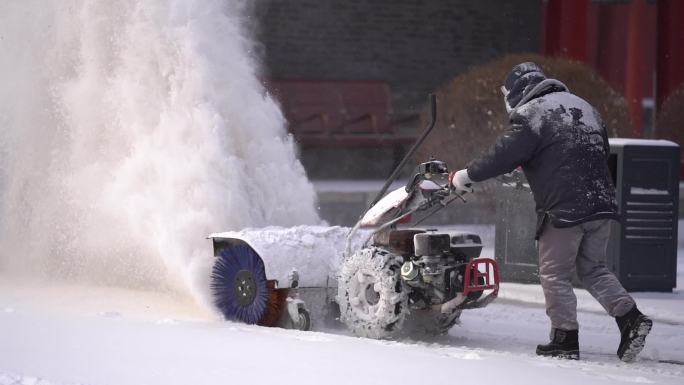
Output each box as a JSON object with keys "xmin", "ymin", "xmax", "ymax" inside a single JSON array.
[{"xmin": 0, "ymin": 0, "xmax": 319, "ymax": 310}]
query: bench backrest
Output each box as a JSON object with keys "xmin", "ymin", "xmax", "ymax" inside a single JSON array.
[{"xmin": 266, "ymin": 79, "xmax": 394, "ymax": 137}]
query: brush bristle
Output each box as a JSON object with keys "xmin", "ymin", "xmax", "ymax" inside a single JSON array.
[{"xmin": 210, "ymin": 244, "xmax": 269, "ymax": 324}]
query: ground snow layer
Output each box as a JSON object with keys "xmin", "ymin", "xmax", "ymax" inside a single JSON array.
[
  {"xmin": 0, "ymin": 223, "xmax": 682, "ymax": 385},
  {"xmin": 0, "ymin": 281, "xmax": 681, "ymax": 385}
]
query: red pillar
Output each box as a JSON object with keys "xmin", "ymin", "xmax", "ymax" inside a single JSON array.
[
  {"xmin": 543, "ymin": 0, "xmax": 589, "ymax": 62},
  {"xmin": 656, "ymin": 0, "xmax": 684, "ymax": 111},
  {"xmin": 625, "ymin": 0, "xmax": 646, "ymax": 137}
]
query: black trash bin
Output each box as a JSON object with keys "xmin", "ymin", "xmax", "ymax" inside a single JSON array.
[
  {"xmin": 607, "ymin": 138, "xmax": 680, "ymax": 292},
  {"xmin": 494, "ymin": 138, "xmax": 680, "ymax": 292}
]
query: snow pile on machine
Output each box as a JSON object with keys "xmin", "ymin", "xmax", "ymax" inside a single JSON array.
[{"xmin": 210, "ymin": 226, "xmax": 365, "ymax": 287}]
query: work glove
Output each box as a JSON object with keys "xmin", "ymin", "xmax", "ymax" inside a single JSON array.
[
  {"xmin": 450, "ymin": 169, "xmax": 473, "ymax": 193},
  {"xmin": 288, "ymin": 269, "xmax": 300, "ymax": 288}
]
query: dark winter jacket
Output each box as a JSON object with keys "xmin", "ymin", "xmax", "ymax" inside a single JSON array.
[{"xmin": 466, "ymin": 79, "xmax": 619, "ymax": 235}]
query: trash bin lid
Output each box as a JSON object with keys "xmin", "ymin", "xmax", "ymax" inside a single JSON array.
[{"xmin": 609, "ymin": 138, "xmax": 679, "ymax": 148}]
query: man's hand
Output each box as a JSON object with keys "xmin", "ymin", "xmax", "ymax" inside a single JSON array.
[{"xmin": 450, "ymin": 169, "xmax": 473, "ymax": 193}]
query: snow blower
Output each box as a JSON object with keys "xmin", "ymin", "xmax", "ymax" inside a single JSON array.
[{"xmin": 207, "ymin": 94, "xmax": 499, "ymax": 336}]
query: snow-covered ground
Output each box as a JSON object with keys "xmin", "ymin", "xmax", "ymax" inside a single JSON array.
[
  {"xmin": 1, "ymin": 223, "xmax": 682, "ymax": 385},
  {"xmin": 1, "ymin": 280, "xmax": 682, "ymax": 385}
]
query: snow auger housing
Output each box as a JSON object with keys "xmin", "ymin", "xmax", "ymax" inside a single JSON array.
[{"xmin": 338, "ymin": 95, "xmax": 499, "ymax": 338}]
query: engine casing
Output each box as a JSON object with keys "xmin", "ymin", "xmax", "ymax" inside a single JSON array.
[{"xmin": 377, "ymin": 230, "xmax": 485, "ymax": 308}]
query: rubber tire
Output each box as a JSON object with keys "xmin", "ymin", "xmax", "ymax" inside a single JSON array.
[
  {"xmin": 337, "ymin": 247, "xmax": 408, "ymax": 339},
  {"xmin": 292, "ymin": 308, "xmax": 312, "ymax": 331}
]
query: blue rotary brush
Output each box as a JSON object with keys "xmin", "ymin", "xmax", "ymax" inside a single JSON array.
[{"xmin": 210, "ymin": 244, "xmax": 269, "ymax": 324}]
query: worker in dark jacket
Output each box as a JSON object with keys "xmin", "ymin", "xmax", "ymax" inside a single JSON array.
[{"xmin": 450, "ymin": 62, "xmax": 652, "ymax": 362}]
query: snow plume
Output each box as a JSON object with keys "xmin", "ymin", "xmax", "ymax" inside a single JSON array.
[{"xmin": 0, "ymin": 0, "xmax": 319, "ymax": 309}]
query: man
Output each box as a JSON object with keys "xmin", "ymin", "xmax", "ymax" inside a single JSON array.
[{"xmin": 450, "ymin": 62, "xmax": 652, "ymax": 362}]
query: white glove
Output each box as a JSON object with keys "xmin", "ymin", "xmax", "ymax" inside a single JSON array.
[
  {"xmin": 450, "ymin": 169, "xmax": 473, "ymax": 193},
  {"xmin": 288, "ymin": 269, "xmax": 299, "ymax": 288}
]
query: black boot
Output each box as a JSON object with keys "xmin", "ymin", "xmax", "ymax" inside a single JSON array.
[
  {"xmin": 536, "ymin": 328, "xmax": 579, "ymax": 360},
  {"xmin": 616, "ymin": 306, "xmax": 652, "ymax": 362}
]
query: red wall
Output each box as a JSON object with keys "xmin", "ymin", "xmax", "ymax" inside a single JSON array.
[
  {"xmin": 543, "ymin": 0, "xmax": 661, "ymax": 137},
  {"xmin": 656, "ymin": 0, "xmax": 684, "ymax": 110}
]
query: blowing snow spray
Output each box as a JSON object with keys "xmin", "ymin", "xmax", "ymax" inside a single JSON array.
[{"xmin": 0, "ymin": 0, "xmax": 318, "ymax": 312}]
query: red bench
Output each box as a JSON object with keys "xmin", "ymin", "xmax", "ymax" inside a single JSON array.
[{"xmin": 266, "ymin": 79, "xmax": 416, "ymax": 147}]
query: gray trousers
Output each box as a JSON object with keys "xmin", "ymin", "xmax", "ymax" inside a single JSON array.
[{"xmin": 538, "ymin": 219, "xmax": 635, "ymax": 330}]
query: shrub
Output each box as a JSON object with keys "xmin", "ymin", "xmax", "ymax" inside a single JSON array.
[
  {"xmin": 657, "ymin": 84, "xmax": 684, "ymax": 154},
  {"xmin": 416, "ymin": 53, "xmax": 632, "ymax": 172}
]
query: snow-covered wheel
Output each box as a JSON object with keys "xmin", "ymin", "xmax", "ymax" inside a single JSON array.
[{"xmin": 337, "ymin": 247, "xmax": 408, "ymax": 339}]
